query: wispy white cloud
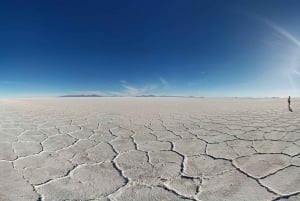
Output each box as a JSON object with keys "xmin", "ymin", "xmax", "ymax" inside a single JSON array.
[
  {"xmin": 119, "ymin": 80, "xmax": 158, "ymax": 96},
  {"xmin": 242, "ymin": 11, "xmax": 300, "ymax": 48},
  {"xmin": 252, "ymin": 16, "xmax": 300, "ymax": 94},
  {"xmin": 120, "ymin": 83, "xmax": 147, "ymax": 96},
  {"xmin": 262, "ymin": 19, "xmax": 300, "ymax": 48},
  {"xmin": 71, "ymin": 78, "xmax": 171, "ymax": 97},
  {"xmin": 159, "ymin": 77, "xmax": 169, "ymax": 88},
  {"xmin": 120, "ymin": 80, "xmax": 127, "ymax": 84}
]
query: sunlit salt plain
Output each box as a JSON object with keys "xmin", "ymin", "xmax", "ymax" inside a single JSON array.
[{"xmin": 0, "ymin": 98, "xmax": 299, "ymax": 201}]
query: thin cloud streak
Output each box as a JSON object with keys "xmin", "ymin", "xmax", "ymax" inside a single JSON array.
[
  {"xmin": 255, "ymin": 16, "xmax": 300, "ymax": 93},
  {"xmin": 71, "ymin": 78, "xmax": 170, "ymax": 97},
  {"xmin": 262, "ymin": 19, "xmax": 300, "ymax": 48},
  {"xmin": 159, "ymin": 77, "xmax": 169, "ymax": 88},
  {"xmin": 254, "ymin": 16, "xmax": 300, "ymax": 47}
]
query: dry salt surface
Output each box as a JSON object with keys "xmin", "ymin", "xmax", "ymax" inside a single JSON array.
[{"xmin": 0, "ymin": 97, "xmax": 299, "ymax": 201}]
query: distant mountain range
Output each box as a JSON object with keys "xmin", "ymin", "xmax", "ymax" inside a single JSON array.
[
  {"xmin": 59, "ymin": 94, "xmax": 197, "ymax": 98},
  {"xmin": 60, "ymin": 94, "xmax": 105, "ymax": 97},
  {"xmin": 58, "ymin": 95, "xmax": 285, "ymax": 98}
]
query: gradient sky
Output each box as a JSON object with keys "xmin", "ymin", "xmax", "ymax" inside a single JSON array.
[{"xmin": 1, "ymin": 0, "xmax": 300, "ymax": 97}]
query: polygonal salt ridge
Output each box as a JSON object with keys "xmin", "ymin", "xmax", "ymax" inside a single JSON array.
[
  {"xmin": 0, "ymin": 141, "xmax": 17, "ymax": 160},
  {"xmin": 0, "ymin": 128, "xmax": 24, "ymax": 136},
  {"xmin": 264, "ymin": 131, "xmax": 287, "ymax": 140},
  {"xmin": 206, "ymin": 140, "xmax": 256, "ymax": 160},
  {"xmin": 228, "ymin": 121, "xmax": 251, "ymax": 127},
  {"xmin": 14, "ymin": 151, "xmax": 74, "ymax": 185},
  {"xmin": 146, "ymin": 120, "xmax": 167, "ymax": 130},
  {"xmin": 114, "ymin": 150, "xmax": 156, "ymax": 184},
  {"xmin": 0, "ymin": 131, "xmax": 19, "ymax": 142},
  {"xmin": 249, "ymin": 122, "xmax": 269, "ymax": 128},
  {"xmin": 180, "ymin": 121, "xmax": 201, "ymax": 130},
  {"xmin": 112, "ymin": 184, "xmax": 194, "ymax": 201},
  {"xmin": 233, "ymin": 153, "xmax": 292, "ymax": 179},
  {"xmin": 226, "ymin": 140, "xmax": 257, "ymax": 155},
  {"xmin": 260, "ymin": 166, "xmax": 300, "ymax": 195},
  {"xmin": 36, "ymin": 162, "xmax": 127, "ymax": 201},
  {"xmin": 221, "ymin": 126, "xmax": 247, "ymax": 135},
  {"xmin": 162, "ymin": 122, "xmax": 187, "ymax": 130},
  {"xmin": 89, "ymin": 130, "xmax": 117, "ymax": 142},
  {"xmin": 295, "ymin": 140, "xmax": 300, "ymax": 146},
  {"xmin": 39, "ymin": 120, "xmax": 72, "ymax": 128},
  {"xmin": 69, "ymin": 128, "xmax": 94, "ymax": 139},
  {"xmin": 163, "ymin": 175, "xmax": 202, "ymax": 198},
  {"xmin": 72, "ymin": 142, "xmax": 116, "ymax": 165},
  {"xmin": 189, "ymin": 129, "xmax": 224, "ymax": 136},
  {"xmin": 260, "ymin": 127, "xmax": 286, "ymax": 133},
  {"xmin": 253, "ymin": 140, "xmax": 300, "ymax": 156},
  {"xmin": 57, "ymin": 139, "xmax": 97, "ymax": 160},
  {"xmin": 171, "ymin": 130, "xmax": 198, "ymax": 139},
  {"xmin": 18, "ymin": 130, "xmax": 48, "ymax": 142},
  {"xmin": 138, "ymin": 140, "xmax": 172, "ymax": 152},
  {"xmin": 273, "ymin": 193, "xmax": 300, "ymax": 201},
  {"xmin": 0, "ymin": 161, "xmax": 39, "ymax": 200},
  {"xmin": 109, "ymin": 127, "xmax": 133, "ymax": 137},
  {"xmin": 129, "ymin": 123, "xmax": 153, "ymax": 132},
  {"xmin": 184, "ymin": 155, "xmax": 233, "ymax": 178},
  {"xmin": 149, "ymin": 150, "xmax": 184, "ymax": 178},
  {"xmin": 12, "ymin": 141, "xmax": 42, "ymax": 157},
  {"xmin": 197, "ymin": 133, "xmax": 236, "ymax": 144},
  {"xmin": 111, "ymin": 115, "xmax": 131, "ymax": 124},
  {"xmin": 110, "ymin": 137, "xmax": 136, "ymax": 153},
  {"xmin": 13, "ymin": 123, "xmax": 38, "ymax": 130},
  {"xmin": 79, "ymin": 122, "xmax": 100, "ymax": 130},
  {"xmin": 285, "ymin": 125, "xmax": 300, "ymax": 132},
  {"xmin": 207, "ymin": 126, "xmax": 239, "ymax": 135},
  {"xmin": 226, "ymin": 124, "xmax": 245, "ymax": 130},
  {"xmin": 42, "ymin": 134, "xmax": 77, "ymax": 152},
  {"xmin": 133, "ymin": 116, "xmax": 149, "ymax": 124},
  {"xmin": 235, "ymin": 130, "xmax": 265, "ymax": 140},
  {"xmin": 281, "ymin": 131, "xmax": 300, "ymax": 142},
  {"xmin": 238, "ymin": 126, "xmax": 259, "ymax": 132},
  {"xmin": 194, "ymin": 120, "xmax": 216, "ymax": 127},
  {"xmin": 147, "ymin": 124, "xmax": 169, "ymax": 132},
  {"xmin": 38, "ymin": 127, "xmax": 61, "ymax": 136},
  {"xmin": 65, "ymin": 118, "xmax": 87, "ymax": 125},
  {"xmin": 56, "ymin": 125, "xmax": 81, "ymax": 134},
  {"xmin": 173, "ymin": 139, "xmax": 206, "ymax": 156},
  {"xmin": 291, "ymin": 155, "xmax": 300, "ymax": 166},
  {"xmin": 272, "ymin": 123, "xmax": 291, "ymax": 129},
  {"xmin": 153, "ymin": 130, "xmax": 181, "ymax": 141},
  {"xmin": 199, "ymin": 123, "xmax": 228, "ymax": 131},
  {"xmin": 0, "ymin": 123, "xmax": 17, "ymax": 129},
  {"xmin": 98, "ymin": 119, "xmax": 119, "ymax": 129},
  {"xmin": 36, "ymin": 122, "xmax": 57, "ymax": 128}
]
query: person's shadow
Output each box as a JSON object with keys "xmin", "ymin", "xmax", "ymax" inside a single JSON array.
[{"xmin": 289, "ymin": 105, "xmax": 293, "ymax": 112}]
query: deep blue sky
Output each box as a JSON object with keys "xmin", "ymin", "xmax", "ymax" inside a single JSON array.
[{"xmin": 1, "ymin": 0, "xmax": 300, "ymax": 97}]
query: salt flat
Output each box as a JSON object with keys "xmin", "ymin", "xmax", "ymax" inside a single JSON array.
[{"xmin": 0, "ymin": 98, "xmax": 299, "ymax": 201}]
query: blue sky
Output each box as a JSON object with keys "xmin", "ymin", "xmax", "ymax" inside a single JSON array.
[{"xmin": 1, "ymin": 0, "xmax": 300, "ymax": 97}]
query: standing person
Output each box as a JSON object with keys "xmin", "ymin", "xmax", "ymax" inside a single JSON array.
[{"xmin": 288, "ymin": 96, "xmax": 293, "ymax": 112}]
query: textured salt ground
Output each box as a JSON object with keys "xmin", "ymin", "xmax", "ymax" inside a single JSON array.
[{"xmin": 0, "ymin": 97, "xmax": 299, "ymax": 201}]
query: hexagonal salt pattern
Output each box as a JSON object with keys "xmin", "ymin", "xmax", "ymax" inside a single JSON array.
[{"xmin": 0, "ymin": 98, "xmax": 299, "ymax": 201}]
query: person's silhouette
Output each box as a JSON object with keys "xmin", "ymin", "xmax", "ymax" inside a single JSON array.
[{"xmin": 288, "ymin": 96, "xmax": 293, "ymax": 112}]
